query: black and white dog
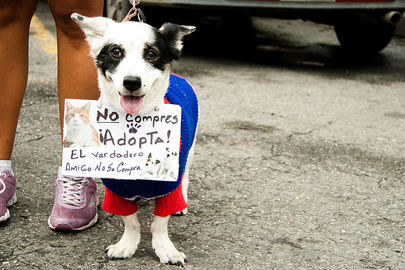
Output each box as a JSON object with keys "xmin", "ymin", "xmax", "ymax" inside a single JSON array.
[{"xmin": 71, "ymin": 13, "xmax": 196, "ymax": 265}]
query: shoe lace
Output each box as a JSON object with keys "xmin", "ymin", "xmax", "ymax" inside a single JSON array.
[
  {"xmin": 0, "ymin": 170, "xmax": 7, "ymax": 194},
  {"xmin": 59, "ymin": 176, "xmax": 88, "ymax": 207}
]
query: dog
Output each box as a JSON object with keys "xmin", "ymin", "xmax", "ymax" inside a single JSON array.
[{"xmin": 71, "ymin": 13, "xmax": 197, "ymax": 265}]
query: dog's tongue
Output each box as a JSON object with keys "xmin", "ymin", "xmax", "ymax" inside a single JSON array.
[{"xmin": 120, "ymin": 95, "xmax": 143, "ymax": 114}]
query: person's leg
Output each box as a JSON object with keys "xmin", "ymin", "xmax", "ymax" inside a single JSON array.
[
  {"xmin": 47, "ymin": 0, "xmax": 103, "ymax": 131},
  {"xmin": 47, "ymin": 0, "xmax": 103, "ymax": 231},
  {"xmin": 0, "ymin": 0, "xmax": 39, "ymax": 222},
  {"xmin": 0, "ymin": 0, "xmax": 39, "ymax": 160}
]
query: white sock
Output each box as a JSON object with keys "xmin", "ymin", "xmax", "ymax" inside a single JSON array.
[{"xmin": 0, "ymin": 160, "xmax": 13, "ymax": 174}]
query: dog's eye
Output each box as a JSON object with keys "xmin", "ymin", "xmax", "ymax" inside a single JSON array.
[
  {"xmin": 144, "ymin": 47, "xmax": 159, "ymax": 61},
  {"xmin": 110, "ymin": 46, "xmax": 123, "ymax": 58}
]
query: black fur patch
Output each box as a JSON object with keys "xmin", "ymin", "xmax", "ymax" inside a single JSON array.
[
  {"xmin": 96, "ymin": 43, "xmax": 125, "ymax": 77},
  {"xmin": 145, "ymin": 27, "xmax": 183, "ymax": 71},
  {"xmin": 158, "ymin": 24, "xmax": 183, "ymax": 60}
]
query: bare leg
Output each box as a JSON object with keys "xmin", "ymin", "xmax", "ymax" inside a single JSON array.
[
  {"xmin": 107, "ymin": 213, "xmax": 141, "ymax": 258},
  {"xmin": 47, "ymin": 0, "xmax": 103, "ymax": 133},
  {"xmin": 151, "ymin": 215, "xmax": 186, "ymax": 265},
  {"xmin": 46, "ymin": 0, "xmax": 103, "ymax": 232},
  {"xmin": 0, "ymin": 0, "xmax": 39, "ymax": 160}
]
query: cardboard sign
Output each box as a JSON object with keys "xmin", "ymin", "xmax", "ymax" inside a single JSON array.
[{"xmin": 61, "ymin": 99, "xmax": 181, "ymax": 181}]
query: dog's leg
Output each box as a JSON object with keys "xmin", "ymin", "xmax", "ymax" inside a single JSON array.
[
  {"xmin": 106, "ymin": 213, "xmax": 141, "ymax": 259},
  {"xmin": 173, "ymin": 143, "xmax": 195, "ymax": 216},
  {"xmin": 177, "ymin": 169, "xmax": 190, "ymax": 215},
  {"xmin": 151, "ymin": 215, "xmax": 186, "ymax": 265}
]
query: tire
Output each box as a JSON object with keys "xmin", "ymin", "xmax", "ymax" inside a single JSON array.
[
  {"xmin": 104, "ymin": 0, "xmax": 131, "ymax": 22},
  {"xmin": 334, "ymin": 16, "xmax": 396, "ymax": 54}
]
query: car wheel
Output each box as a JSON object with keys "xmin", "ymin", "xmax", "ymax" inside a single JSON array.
[
  {"xmin": 104, "ymin": 0, "xmax": 131, "ymax": 22},
  {"xmin": 334, "ymin": 16, "xmax": 396, "ymax": 54}
]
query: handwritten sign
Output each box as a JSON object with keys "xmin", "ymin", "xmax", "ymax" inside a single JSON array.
[{"xmin": 61, "ymin": 99, "xmax": 181, "ymax": 181}]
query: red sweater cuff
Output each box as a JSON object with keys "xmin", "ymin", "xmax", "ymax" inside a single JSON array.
[
  {"xmin": 102, "ymin": 187, "xmax": 138, "ymax": 216},
  {"xmin": 154, "ymin": 177, "xmax": 188, "ymax": 217}
]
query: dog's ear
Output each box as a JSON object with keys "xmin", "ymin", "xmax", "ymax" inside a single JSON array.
[
  {"xmin": 71, "ymin": 13, "xmax": 112, "ymax": 40},
  {"xmin": 159, "ymin": 23, "xmax": 196, "ymax": 60},
  {"xmin": 71, "ymin": 13, "xmax": 114, "ymax": 58}
]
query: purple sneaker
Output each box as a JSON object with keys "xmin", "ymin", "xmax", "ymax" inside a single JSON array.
[
  {"xmin": 48, "ymin": 175, "xmax": 98, "ymax": 231},
  {"xmin": 0, "ymin": 169, "xmax": 17, "ymax": 222}
]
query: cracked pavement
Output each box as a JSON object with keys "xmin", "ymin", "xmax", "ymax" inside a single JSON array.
[{"xmin": 1, "ymin": 2, "xmax": 405, "ymax": 269}]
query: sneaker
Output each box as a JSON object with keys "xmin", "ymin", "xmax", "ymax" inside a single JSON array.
[
  {"xmin": 0, "ymin": 169, "xmax": 17, "ymax": 222},
  {"xmin": 48, "ymin": 175, "xmax": 98, "ymax": 231}
]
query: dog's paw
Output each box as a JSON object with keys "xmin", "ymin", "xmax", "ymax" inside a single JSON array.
[
  {"xmin": 152, "ymin": 235, "xmax": 186, "ymax": 265},
  {"xmin": 154, "ymin": 246, "xmax": 186, "ymax": 266},
  {"xmin": 106, "ymin": 238, "xmax": 139, "ymax": 259},
  {"xmin": 172, "ymin": 207, "xmax": 188, "ymax": 216}
]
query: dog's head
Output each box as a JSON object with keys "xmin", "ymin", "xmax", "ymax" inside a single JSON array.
[
  {"xmin": 165, "ymin": 147, "xmax": 178, "ymax": 158},
  {"xmin": 71, "ymin": 13, "xmax": 195, "ymax": 114}
]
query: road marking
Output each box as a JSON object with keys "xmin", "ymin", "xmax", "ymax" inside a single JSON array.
[{"xmin": 30, "ymin": 15, "xmax": 57, "ymax": 57}]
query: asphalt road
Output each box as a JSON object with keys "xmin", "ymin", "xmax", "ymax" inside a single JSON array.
[{"xmin": 1, "ymin": 2, "xmax": 405, "ymax": 269}]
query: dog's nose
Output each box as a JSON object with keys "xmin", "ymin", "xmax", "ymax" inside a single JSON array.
[{"xmin": 123, "ymin": 76, "xmax": 142, "ymax": 92}]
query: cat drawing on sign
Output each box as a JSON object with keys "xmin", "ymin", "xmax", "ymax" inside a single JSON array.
[{"xmin": 63, "ymin": 101, "xmax": 100, "ymax": 148}]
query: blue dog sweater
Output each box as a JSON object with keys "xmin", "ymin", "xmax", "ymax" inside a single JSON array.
[{"xmin": 101, "ymin": 74, "xmax": 198, "ymax": 199}]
